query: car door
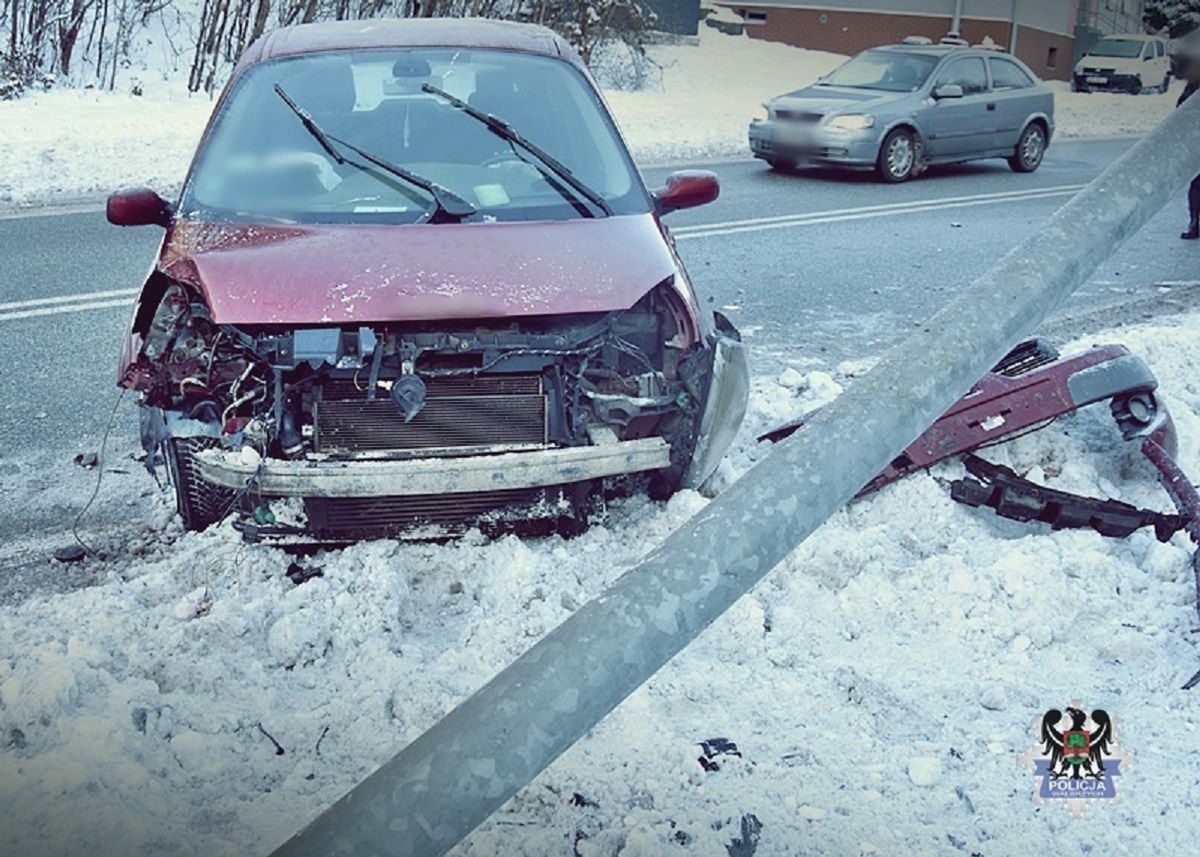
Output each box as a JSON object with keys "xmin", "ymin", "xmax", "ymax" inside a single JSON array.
[
  {"xmin": 1151, "ymin": 39, "xmax": 1171, "ymax": 88},
  {"xmin": 988, "ymin": 57, "xmax": 1039, "ymax": 150},
  {"xmin": 925, "ymin": 56, "xmax": 995, "ymax": 158}
]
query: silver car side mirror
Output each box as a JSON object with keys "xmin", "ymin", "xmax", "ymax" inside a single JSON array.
[{"xmin": 934, "ymin": 84, "xmax": 965, "ymax": 99}]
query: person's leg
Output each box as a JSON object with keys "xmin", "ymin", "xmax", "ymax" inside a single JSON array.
[{"xmin": 1183, "ymin": 175, "xmax": 1200, "ymax": 240}]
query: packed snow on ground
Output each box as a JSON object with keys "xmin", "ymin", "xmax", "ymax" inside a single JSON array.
[
  {"xmin": 1047, "ymin": 78, "xmax": 1184, "ymax": 138},
  {"xmin": 0, "ymin": 28, "xmax": 1183, "ymax": 207},
  {"xmin": 3, "ymin": 310, "xmax": 1200, "ymax": 856}
]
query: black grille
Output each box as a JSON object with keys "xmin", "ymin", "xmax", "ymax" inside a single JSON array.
[
  {"xmin": 774, "ymin": 110, "xmax": 823, "ymax": 123},
  {"xmin": 991, "ymin": 339, "xmax": 1060, "ymax": 378},
  {"xmin": 314, "ymin": 374, "xmax": 547, "ymax": 456},
  {"xmin": 304, "ymin": 486, "xmax": 562, "ymax": 537}
]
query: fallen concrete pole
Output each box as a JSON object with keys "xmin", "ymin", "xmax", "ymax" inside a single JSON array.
[{"xmin": 272, "ymin": 101, "xmax": 1200, "ymax": 856}]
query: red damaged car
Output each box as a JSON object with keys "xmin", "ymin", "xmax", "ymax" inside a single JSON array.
[{"xmin": 108, "ymin": 19, "xmax": 749, "ymax": 541}]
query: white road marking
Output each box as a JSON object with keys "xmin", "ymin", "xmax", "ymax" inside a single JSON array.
[
  {"xmin": 0, "ymin": 203, "xmax": 106, "ymax": 220},
  {"xmin": 672, "ymin": 184, "xmax": 1087, "ymax": 240},
  {"xmin": 0, "ymin": 288, "xmax": 139, "ymax": 312},
  {"xmin": 0, "ymin": 298, "xmax": 134, "ymax": 322}
]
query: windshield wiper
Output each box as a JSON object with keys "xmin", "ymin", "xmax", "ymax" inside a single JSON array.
[
  {"xmin": 420, "ymin": 82, "xmax": 613, "ymax": 218},
  {"xmin": 273, "ymin": 84, "xmax": 476, "ymax": 223}
]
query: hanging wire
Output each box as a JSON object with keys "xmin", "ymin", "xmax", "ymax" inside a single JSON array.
[{"xmin": 72, "ymin": 388, "xmax": 128, "ymax": 558}]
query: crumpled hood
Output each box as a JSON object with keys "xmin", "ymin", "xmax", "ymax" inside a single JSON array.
[
  {"xmin": 770, "ymin": 85, "xmax": 907, "ymax": 115},
  {"xmin": 159, "ymin": 214, "xmax": 678, "ymax": 325}
]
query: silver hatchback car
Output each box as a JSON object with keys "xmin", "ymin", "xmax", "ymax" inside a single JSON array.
[{"xmin": 749, "ymin": 42, "xmax": 1054, "ymax": 182}]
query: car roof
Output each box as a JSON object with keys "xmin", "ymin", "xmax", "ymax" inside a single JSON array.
[
  {"xmin": 875, "ymin": 44, "xmax": 1017, "ymax": 60},
  {"xmin": 875, "ymin": 44, "xmax": 960, "ymax": 56},
  {"xmin": 233, "ymin": 17, "xmax": 582, "ymax": 76},
  {"xmin": 1095, "ymin": 33, "xmax": 1159, "ymax": 42}
]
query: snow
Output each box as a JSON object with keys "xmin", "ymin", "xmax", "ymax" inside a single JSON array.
[
  {"xmin": 4, "ymin": 310, "xmax": 1200, "ymax": 855},
  {"xmin": 1048, "ymin": 79, "xmax": 1183, "ymax": 138},
  {"xmin": 0, "ymin": 28, "xmax": 1183, "ymax": 207},
  {"xmin": 0, "ymin": 87, "xmax": 213, "ymax": 206}
]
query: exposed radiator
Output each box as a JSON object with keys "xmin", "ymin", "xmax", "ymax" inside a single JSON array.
[{"xmin": 314, "ymin": 374, "xmax": 547, "ymax": 456}]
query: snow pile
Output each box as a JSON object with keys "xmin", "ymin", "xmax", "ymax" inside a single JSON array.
[
  {"xmin": 3, "ymin": 312, "xmax": 1200, "ymax": 856},
  {"xmin": 1049, "ymin": 79, "xmax": 1182, "ymax": 139},
  {"xmin": 0, "ymin": 28, "xmax": 1181, "ymax": 207},
  {"xmin": 604, "ymin": 27, "xmax": 845, "ymax": 163},
  {"xmin": 0, "ymin": 87, "xmax": 212, "ymax": 206}
]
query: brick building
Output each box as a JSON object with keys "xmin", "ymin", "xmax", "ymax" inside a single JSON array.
[{"xmin": 713, "ymin": 1, "xmax": 1148, "ymax": 80}]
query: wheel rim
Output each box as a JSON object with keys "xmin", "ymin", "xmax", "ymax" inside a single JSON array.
[
  {"xmin": 887, "ymin": 135, "xmax": 914, "ymax": 178},
  {"xmin": 1022, "ymin": 128, "xmax": 1044, "ymax": 166}
]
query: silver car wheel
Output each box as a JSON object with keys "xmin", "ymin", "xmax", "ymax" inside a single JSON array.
[
  {"xmin": 887, "ymin": 135, "xmax": 914, "ymax": 179},
  {"xmin": 1022, "ymin": 127, "xmax": 1044, "ymax": 166}
]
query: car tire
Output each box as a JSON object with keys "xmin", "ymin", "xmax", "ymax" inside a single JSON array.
[
  {"xmin": 1008, "ymin": 123, "xmax": 1046, "ymax": 173},
  {"xmin": 1128, "ymin": 77, "xmax": 1144, "ymax": 95},
  {"xmin": 877, "ymin": 128, "xmax": 917, "ymax": 183},
  {"xmin": 766, "ymin": 158, "xmax": 791, "ymax": 172},
  {"xmin": 165, "ymin": 436, "xmax": 235, "ymax": 531},
  {"xmin": 1161, "ymin": 73, "xmax": 1172, "ymax": 94}
]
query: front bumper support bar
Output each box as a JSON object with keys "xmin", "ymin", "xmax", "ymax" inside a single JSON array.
[
  {"xmin": 195, "ymin": 437, "xmax": 671, "ymax": 497},
  {"xmin": 951, "ymin": 453, "xmax": 1189, "ymax": 542}
]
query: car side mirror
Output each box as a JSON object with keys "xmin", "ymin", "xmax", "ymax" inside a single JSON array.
[
  {"xmin": 107, "ymin": 187, "xmax": 172, "ymax": 227},
  {"xmin": 934, "ymin": 84, "xmax": 965, "ymax": 99},
  {"xmin": 652, "ymin": 170, "xmax": 719, "ymax": 215}
]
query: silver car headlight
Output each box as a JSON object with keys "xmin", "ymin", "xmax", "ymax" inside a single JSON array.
[{"xmin": 826, "ymin": 114, "xmax": 875, "ymax": 131}]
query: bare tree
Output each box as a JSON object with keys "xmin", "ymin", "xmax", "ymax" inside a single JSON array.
[{"xmin": 0, "ymin": 0, "xmax": 655, "ymax": 97}]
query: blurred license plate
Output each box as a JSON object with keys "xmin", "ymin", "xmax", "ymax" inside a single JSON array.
[
  {"xmin": 1086, "ymin": 76, "xmax": 1107, "ymax": 84},
  {"xmin": 775, "ymin": 126, "xmax": 812, "ymax": 147}
]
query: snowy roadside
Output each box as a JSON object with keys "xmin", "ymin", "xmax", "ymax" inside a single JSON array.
[
  {"xmin": 0, "ymin": 28, "xmax": 1184, "ymax": 208},
  {"xmin": 3, "ymin": 310, "xmax": 1200, "ymax": 856}
]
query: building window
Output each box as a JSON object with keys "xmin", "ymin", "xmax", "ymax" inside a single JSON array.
[
  {"xmin": 1047, "ymin": 46, "xmax": 1059, "ymax": 69},
  {"xmin": 744, "ymin": 10, "xmax": 767, "ymax": 24}
]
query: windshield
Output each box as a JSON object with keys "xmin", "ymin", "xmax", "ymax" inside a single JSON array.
[
  {"xmin": 182, "ymin": 49, "xmax": 647, "ymax": 224},
  {"xmin": 1087, "ymin": 38, "xmax": 1144, "ymax": 59},
  {"xmin": 820, "ymin": 50, "xmax": 938, "ymax": 92}
]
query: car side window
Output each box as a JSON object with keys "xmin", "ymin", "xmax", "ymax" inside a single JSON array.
[
  {"xmin": 937, "ymin": 57, "xmax": 989, "ymax": 95},
  {"xmin": 990, "ymin": 58, "xmax": 1035, "ymax": 90},
  {"xmin": 1143, "ymin": 42, "xmax": 1154, "ymax": 60},
  {"xmin": 1157, "ymin": 41, "xmax": 1165, "ymax": 58}
]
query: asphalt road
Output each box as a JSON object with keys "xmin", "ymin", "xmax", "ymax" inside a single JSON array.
[{"xmin": 2, "ymin": 136, "xmax": 1198, "ymax": 547}]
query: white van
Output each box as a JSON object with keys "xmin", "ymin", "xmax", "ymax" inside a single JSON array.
[{"xmin": 1072, "ymin": 34, "xmax": 1172, "ymax": 94}]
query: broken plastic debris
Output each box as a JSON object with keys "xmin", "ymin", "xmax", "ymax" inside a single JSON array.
[
  {"xmin": 53, "ymin": 545, "xmax": 87, "ymax": 563},
  {"xmin": 285, "ymin": 562, "xmax": 324, "ymax": 586}
]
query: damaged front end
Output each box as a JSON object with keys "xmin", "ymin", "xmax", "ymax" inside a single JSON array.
[{"xmin": 122, "ymin": 278, "xmax": 748, "ymax": 541}]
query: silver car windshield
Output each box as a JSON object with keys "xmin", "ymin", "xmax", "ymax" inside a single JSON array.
[
  {"xmin": 1087, "ymin": 38, "xmax": 1144, "ymax": 59},
  {"xmin": 183, "ymin": 49, "xmax": 646, "ymax": 224},
  {"xmin": 820, "ymin": 50, "xmax": 939, "ymax": 93}
]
